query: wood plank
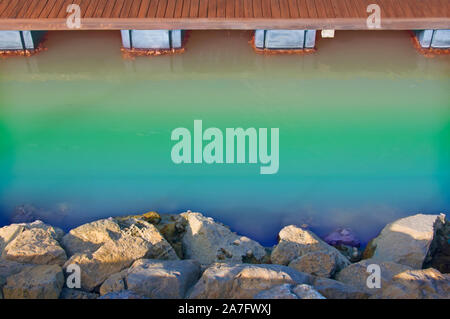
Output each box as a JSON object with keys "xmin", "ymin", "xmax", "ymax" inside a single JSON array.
[
  {"xmin": 344, "ymin": 0, "xmax": 359, "ymax": 18},
  {"xmin": 297, "ymin": 0, "xmax": 308, "ymax": 18},
  {"xmin": 235, "ymin": 0, "xmax": 244, "ymax": 18},
  {"xmin": 56, "ymin": 0, "xmax": 74, "ymax": 18},
  {"xmin": 129, "ymin": 0, "xmax": 143, "ymax": 17},
  {"xmin": 1, "ymin": 0, "xmax": 27, "ymax": 18},
  {"xmin": 0, "ymin": 0, "xmax": 12, "ymax": 17},
  {"xmin": 305, "ymin": 0, "xmax": 318, "ymax": 18},
  {"xmin": 156, "ymin": 0, "xmax": 168, "ymax": 17},
  {"xmin": 39, "ymin": 0, "xmax": 58, "ymax": 18},
  {"xmin": 137, "ymin": 0, "xmax": 151, "ymax": 17},
  {"xmin": 181, "ymin": 0, "xmax": 190, "ymax": 17},
  {"xmin": 198, "ymin": 0, "xmax": 208, "ymax": 17},
  {"xmin": 208, "ymin": 0, "xmax": 217, "ymax": 17},
  {"xmin": 226, "ymin": 0, "xmax": 234, "ymax": 18},
  {"xmin": 314, "ymin": 0, "xmax": 328, "ymax": 19},
  {"xmin": 120, "ymin": 0, "xmax": 136, "ymax": 18},
  {"xmin": 85, "ymin": 0, "xmax": 100, "ymax": 17},
  {"xmin": 189, "ymin": 0, "xmax": 199, "ymax": 17},
  {"xmin": 261, "ymin": 0, "xmax": 271, "ymax": 18},
  {"xmin": 243, "ymin": 0, "xmax": 252, "ymax": 18},
  {"xmin": 287, "ymin": 0, "xmax": 299, "ymax": 18},
  {"xmin": 217, "ymin": 0, "xmax": 225, "ymax": 17},
  {"xmin": 148, "ymin": 0, "xmax": 160, "ymax": 17},
  {"xmin": 279, "ymin": 0, "xmax": 290, "ymax": 18},
  {"xmin": 271, "ymin": 0, "xmax": 281, "ymax": 18},
  {"xmin": 0, "ymin": 0, "xmax": 448, "ymax": 31}
]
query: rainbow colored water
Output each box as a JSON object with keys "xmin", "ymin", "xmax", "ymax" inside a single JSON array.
[{"xmin": 0, "ymin": 30, "xmax": 449, "ymax": 245}]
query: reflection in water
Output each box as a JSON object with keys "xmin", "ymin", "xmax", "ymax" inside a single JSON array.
[{"xmin": 0, "ymin": 30, "xmax": 449, "ymax": 245}]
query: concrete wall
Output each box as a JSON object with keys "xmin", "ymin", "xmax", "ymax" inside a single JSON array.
[
  {"xmin": 0, "ymin": 31, "xmax": 45, "ymax": 50},
  {"xmin": 415, "ymin": 29, "xmax": 450, "ymax": 48},
  {"xmin": 121, "ymin": 30, "xmax": 183, "ymax": 50},
  {"xmin": 255, "ymin": 30, "xmax": 316, "ymax": 49}
]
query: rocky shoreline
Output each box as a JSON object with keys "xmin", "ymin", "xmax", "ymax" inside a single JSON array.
[{"xmin": 0, "ymin": 211, "xmax": 448, "ymax": 299}]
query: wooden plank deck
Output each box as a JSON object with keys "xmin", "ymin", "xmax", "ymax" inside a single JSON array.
[{"xmin": 0, "ymin": 0, "xmax": 448, "ymax": 30}]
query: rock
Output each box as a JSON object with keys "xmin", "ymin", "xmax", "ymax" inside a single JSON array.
[
  {"xmin": 99, "ymin": 270, "xmax": 127, "ymax": 296},
  {"xmin": 2, "ymin": 227, "xmax": 67, "ymax": 266},
  {"xmin": 324, "ymin": 228, "xmax": 360, "ymax": 247},
  {"xmin": 423, "ymin": 219, "xmax": 450, "ymax": 274},
  {"xmin": 271, "ymin": 225, "xmax": 350, "ymax": 273},
  {"xmin": 181, "ymin": 212, "xmax": 266, "ymax": 265},
  {"xmin": 3, "ymin": 264, "xmax": 64, "ymax": 299},
  {"xmin": 10, "ymin": 204, "xmax": 42, "ymax": 224},
  {"xmin": 335, "ymin": 259, "xmax": 412, "ymax": 294},
  {"xmin": 334, "ymin": 244, "xmax": 362, "ymax": 263},
  {"xmin": 116, "ymin": 211, "xmax": 162, "ymax": 225},
  {"xmin": 60, "ymin": 288, "xmax": 98, "ymax": 299},
  {"xmin": 0, "ymin": 224, "xmax": 23, "ymax": 254},
  {"xmin": 0, "ymin": 258, "xmax": 32, "ymax": 280},
  {"xmin": 292, "ymin": 284, "xmax": 326, "ymax": 299},
  {"xmin": 188, "ymin": 263, "xmax": 313, "ymax": 299},
  {"xmin": 363, "ymin": 214, "xmax": 446, "ymax": 269},
  {"xmin": 99, "ymin": 290, "xmax": 148, "ymax": 299},
  {"xmin": 127, "ymin": 259, "xmax": 201, "ymax": 298},
  {"xmin": 373, "ymin": 268, "xmax": 450, "ymax": 299},
  {"xmin": 63, "ymin": 217, "xmax": 178, "ymax": 291},
  {"xmin": 10, "ymin": 204, "xmax": 70, "ymax": 225},
  {"xmin": 313, "ymin": 278, "xmax": 370, "ymax": 299},
  {"xmin": 61, "ymin": 218, "xmax": 122, "ymax": 256},
  {"xmin": 288, "ymin": 250, "xmax": 341, "ymax": 278},
  {"xmin": 156, "ymin": 214, "xmax": 187, "ymax": 259},
  {"xmin": 253, "ymin": 283, "xmax": 299, "ymax": 299},
  {"xmin": 254, "ymin": 283, "xmax": 325, "ymax": 299}
]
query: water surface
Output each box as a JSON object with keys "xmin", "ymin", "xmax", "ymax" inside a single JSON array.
[{"xmin": 0, "ymin": 30, "xmax": 449, "ymax": 245}]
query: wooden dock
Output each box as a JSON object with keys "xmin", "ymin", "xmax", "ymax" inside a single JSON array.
[{"xmin": 0, "ymin": 0, "xmax": 449, "ymax": 31}]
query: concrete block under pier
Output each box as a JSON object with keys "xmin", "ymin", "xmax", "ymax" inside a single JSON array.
[
  {"xmin": 121, "ymin": 30, "xmax": 183, "ymax": 50},
  {"xmin": 0, "ymin": 31, "xmax": 45, "ymax": 51},
  {"xmin": 415, "ymin": 30, "xmax": 450, "ymax": 48},
  {"xmin": 254, "ymin": 30, "xmax": 316, "ymax": 50}
]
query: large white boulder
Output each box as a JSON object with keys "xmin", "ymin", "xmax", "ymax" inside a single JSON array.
[
  {"xmin": 1, "ymin": 221, "xmax": 66, "ymax": 266},
  {"xmin": 188, "ymin": 263, "xmax": 313, "ymax": 299},
  {"xmin": 271, "ymin": 225, "xmax": 350, "ymax": 275},
  {"xmin": 254, "ymin": 283, "xmax": 325, "ymax": 299},
  {"xmin": 335, "ymin": 259, "xmax": 412, "ymax": 294},
  {"xmin": 181, "ymin": 212, "xmax": 267, "ymax": 265},
  {"xmin": 373, "ymin": 268, "xmax": 450, "ymax": 299},
  {"xmin": 126, "ymin": 259, "xmax": 201, "ymax": 298},
  {"xmin": 63, "ymin": 217, "xmax": 178, "ymax": 291},
  {"xmin": 364, "ymin": 214, "xmax": 446, "ymax": 268},
  {"xmin": 3, "ymin": 264, "xmax": 64, "ymax": 299}
]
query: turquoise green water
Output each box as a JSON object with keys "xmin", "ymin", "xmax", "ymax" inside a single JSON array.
[{"xmin": 0, "ymin": 30, "xmax": 449, "ymax": 245}]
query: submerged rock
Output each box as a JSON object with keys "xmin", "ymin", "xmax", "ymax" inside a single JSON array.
[
  {"xmin": 63, "ymin": 217, "xmax": 178, "ymax": 291},
  {"xmin": 271, "ymin": 225, "xmax": 350, "ymax": 275},
  {"xmin": 363, "ymin": 214, "xmax": 446, "ymax": 269},
  {"xmin": 254, "ymin": 283, "xmax": 325, "ymax": 299},
  {"xmin": 3, "ymin": 264, "xmax": 64, "ymax": 299},
  {"xmin": 188, "ymin": 263, "xmax": 313, "ymax": 299},
  {"xmin": 335, "ymin": 259, "xmax": 412, "ymax": 294},
  {"xmin": 127, "ymin": 259, "xmax": 201, "ymax": 298},
  {"xmin": 181, "ymin": 212, "xmax": 267, "ymax": 265},
  {"xmin": 324, "ymin": 228, "xmax": 360, "ymax": 247},
  {"xmin": 372, "ymin": 268, "xmax": 450, "ymax": 299}
]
